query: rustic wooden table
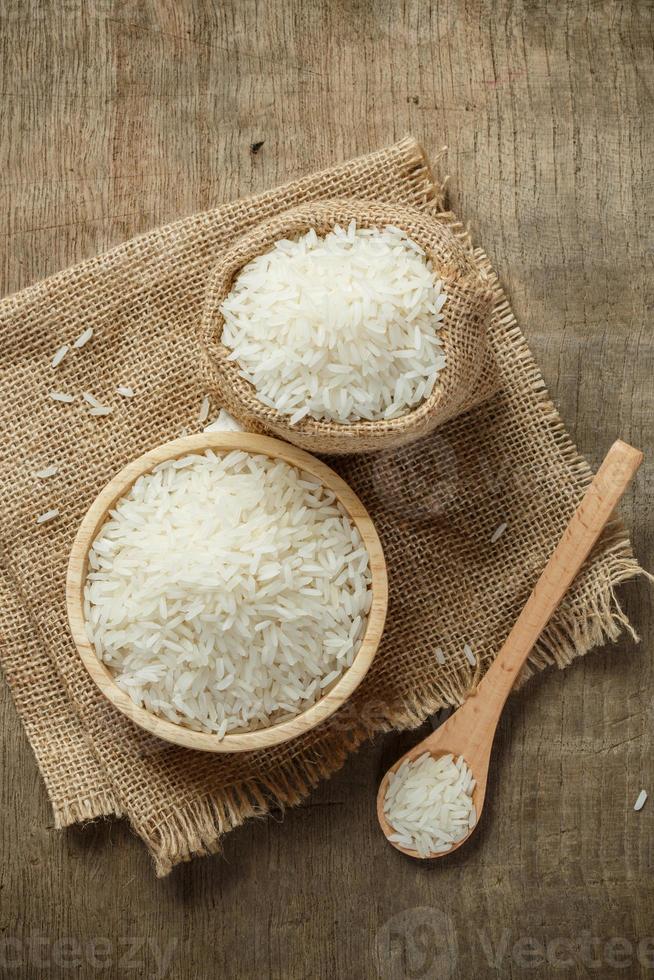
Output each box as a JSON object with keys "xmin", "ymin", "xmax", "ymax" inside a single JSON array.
[{"xmin": 1, "ymin": 2, "xmax": 652, "ymax": 978}]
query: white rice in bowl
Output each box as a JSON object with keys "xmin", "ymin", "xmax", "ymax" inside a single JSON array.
[
  {"xmin": 83, "ymin": 450, "xmax": 372, "ymax": 737},
  {"xmin": 220, "ymin": 222, "xmax": 447, "ymax": 425}
]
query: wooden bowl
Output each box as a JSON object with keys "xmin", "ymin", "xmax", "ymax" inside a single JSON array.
[{"xmin": 66, "ymin": 432, "xmax": 387, "ymax": 753}]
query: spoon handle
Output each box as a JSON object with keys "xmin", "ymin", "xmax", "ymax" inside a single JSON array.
[{"xmin": 478, "ymin": 439, "xmax": 643, "ymax": 710}]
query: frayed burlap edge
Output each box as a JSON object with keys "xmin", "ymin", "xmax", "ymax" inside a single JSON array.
[
  {"xmin": 55, "ymin": 792, "xmax": 120, "ymax": 829},
  {"xmin": 142, "ymin": 171, "xmax": 649, "ymax": 875}
]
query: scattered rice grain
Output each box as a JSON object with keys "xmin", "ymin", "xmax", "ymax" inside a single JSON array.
[
  {"xmin": 51, "ymin": 345, "xmax": 69, "ymax": 368},
  {"xmin": 491, "ymin": 522, "xmax": 508, "ymax": 543},
  {"xmin": 204, "ymin": 409, "xmax": 244, "ymax": 433},
  {"xmin": 74, "ymin": 327, "xmax": 94, "ymax": 348},
  {"xmin": 83, "ymin": 392, "xmax": 103, "ymax": 408},
  {"xmin": 463, "ymin": 643, "xmax": 476, "ymax": 666},
  {"xmin": 36, "ymin": 509, "xmax": 59, "ymax": 525},
  {"xmin": 634, "ymin": 789, "xmax": 648, "ymax": 811},
  {"xmin": 198, "ymin": 395, "xmax": 210, "ymax": 423}
]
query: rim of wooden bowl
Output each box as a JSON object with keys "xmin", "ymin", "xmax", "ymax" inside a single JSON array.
[{"xmin": 66, "ymin": 432, "xmax": 388, "ymax": 753}]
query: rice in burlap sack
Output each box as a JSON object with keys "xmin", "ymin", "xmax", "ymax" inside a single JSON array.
[
  {"xmin": 0, "ymin": 138, "xmax": 644, "ymax": 875},
  {"xmin": 200, "ymin": 198, "xmax": 497, "ymax": 453}
]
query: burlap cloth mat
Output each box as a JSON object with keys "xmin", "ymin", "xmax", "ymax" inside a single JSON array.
[{"xmin": 0, "ymin": 137, "xmax": 644, "ymax": 876}]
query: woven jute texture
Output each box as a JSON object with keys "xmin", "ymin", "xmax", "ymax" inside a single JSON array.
[
  {"xmin": 200, "ymin": 198, "xmax": 497, "ymax": 453},
  {"xmin": 0, "ymin": 138, "xmax": 644, "ymax": 875}
]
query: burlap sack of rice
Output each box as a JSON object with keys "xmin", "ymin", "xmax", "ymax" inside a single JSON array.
[
  {"xmin": 199, "ymin": 199, "xmax": 497, "ymax": 453},
  {"xmin": 0, "ymin": 138, "xmax": 644, "ymax": 875}
]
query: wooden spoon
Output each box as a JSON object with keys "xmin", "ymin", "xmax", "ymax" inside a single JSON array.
[{"xmin": 377, "ymin": 439, "xmax": 643, "ymax": 859}]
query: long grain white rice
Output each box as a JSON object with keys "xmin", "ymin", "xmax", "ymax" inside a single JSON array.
[
  {"xmin": 116, "ymin": 386, "xmax": 135, "ymax": 398},
  {"xmin": 220, "ymin": 223, "xmax": 447, "ymax": 425},
  {"xmin": 204, "ymin": 409, "xmax": 243, "ymax": 433},
  {"xmin": 384, "ymin": 752, "xmax": 476, "ymax": 857},
  {"xmin": 634, "ymin": 789, "xmax": 648, "ymax": 811},
  {"xmin": 89, "ymin": 406, "xmax": 112, "ymax": 417},
  {"xmin": 435, "ymin": 646, "xmax": 446, "ymax": 665},
  {"xmin": 51, "ymin": 345, "xmax": 69, "ymax": 368},
  {"xmin": 49, "ymin": 391, "xmax": 75, "ymax": 403},
  {"xmin": 84, "ymin": 449, "xmax": 372, "ymax": 736},
  {"xmin": 491, "ymin": 522, "xmax": 507, "ymax": 543},
  {"xmin": 36, "ymin": 508, "xmax": 59, "ymax": 524},
  {"xmin": 34, "ymin": 465, "xmax": 59, "ymax": 479},
  {"xmin": 463, "ymin": 643, "xmax": 476, "ymax": 666},
  {"xmin": 83, "ymin": 392, "xmax": 103, "ymax": 408},
  {"xmin": 198, "ymin": 395, "xmax": 210, "ymax": 423},
  {"xmin": 74, "ymin": 327, "xmax": 94, "ymax": 348}
]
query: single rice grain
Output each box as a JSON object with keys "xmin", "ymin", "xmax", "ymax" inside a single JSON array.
[
  {"xmin": 74, "ymin": 327, "xmax": 94, "ymax": 348},
  {"xmin": 51, "ymin": 345, "xmax": 69, "ymax": 368},
  {"xmin": 83, "ymin": 392, "xmax": 103, "ymax": 408},
  {"xmin": 36, "ymin": 509, "xmax": 59, "ymax": 525},
  {"xmin": 491, "ymin": 522, "xmax": 508, "ymax": 543},
  {"xmin": 634, "ymin": 789, "xmax": 648, "ymax": 811},
  {"xmin": 198, "ymin": 395, "xmax": 210, "ymax": 423}
]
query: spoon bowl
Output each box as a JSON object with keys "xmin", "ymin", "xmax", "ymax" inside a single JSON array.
[
  {"xmin": 377, "ymin": 743, "xmax": 486, "ymax": 859},
  {"xmin": 376, "ymin": 682, "xmax": 497, "ymax": 858}
]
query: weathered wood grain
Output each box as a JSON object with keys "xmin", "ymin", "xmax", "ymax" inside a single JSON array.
[{"xmin": 1, "ymin": 1, "xmax": 652, "ymax": 978}]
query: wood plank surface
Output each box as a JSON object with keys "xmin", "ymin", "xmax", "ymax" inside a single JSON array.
[{"xmin": 1, "ymin": 2, "xmax": 652, "ymax": 978}]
